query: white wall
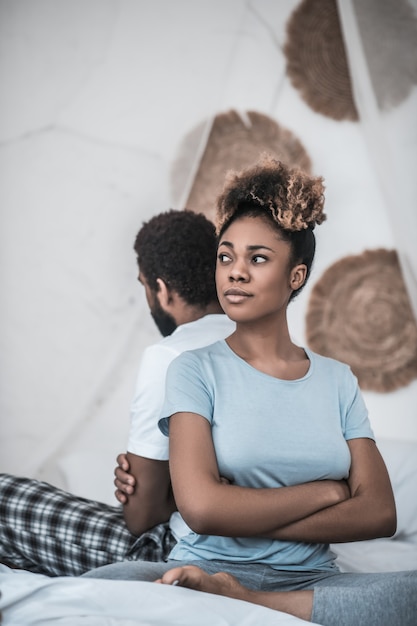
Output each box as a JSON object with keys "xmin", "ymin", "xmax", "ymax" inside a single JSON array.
[{"xmin": 1, "ymin": 0, "xmax": 416, "ymax": 505}]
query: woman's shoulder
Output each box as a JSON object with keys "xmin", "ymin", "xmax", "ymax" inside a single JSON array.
[
  {"xmin": 306, "ymin": 348, "xmax": 355, "ymax": 379},
  {"xmin": 169, "ymin": 339, "xmax": 228, "ymax": 369}
]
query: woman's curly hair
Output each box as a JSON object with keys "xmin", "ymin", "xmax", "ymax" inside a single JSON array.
[{"xmin": 216, "ymin": 153, "xmax": 326, "ymax": 235}]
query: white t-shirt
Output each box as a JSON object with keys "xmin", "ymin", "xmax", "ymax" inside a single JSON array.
[{"xmin": 127, "ymin": 314, "xmax": 235, "ymax": 539}]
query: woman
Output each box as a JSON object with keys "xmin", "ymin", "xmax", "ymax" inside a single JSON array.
[{"xmin": 85, "ymin": 156, "xmax": 416, "ymax": 625}]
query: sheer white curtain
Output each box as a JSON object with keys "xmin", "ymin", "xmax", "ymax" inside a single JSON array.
[{"xmin": 337, "ymin": 0, "xmax": 417, "ymax": 319}]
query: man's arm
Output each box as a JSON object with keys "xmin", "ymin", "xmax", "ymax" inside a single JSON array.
[
  {"xmin": 118, "ymin": 344, "xmax": 177, "ymax": 536},
  {"xmin": 116, "ymin": 452, "xmax": 176, "ymax": 536}
]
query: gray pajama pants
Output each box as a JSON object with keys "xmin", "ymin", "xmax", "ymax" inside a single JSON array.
[{"xmin": 83, "ymin": 559, "xmax": 417, "ymax": 626}]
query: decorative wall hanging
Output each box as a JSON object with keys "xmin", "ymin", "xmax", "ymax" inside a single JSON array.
[
  {"xmin": 284, "ymin": 0, "xmax": 417, "ymax": 121},
  {"xmin": 170, "ymin": 109, "xmax": 312, "ymax": 223},
  {"xmin": 306, "ymin": 249, "xmax": 417, "ymax": 392},
  {"xmin": 284, "ymin": 0, "xmax": 358, "ymax": 121}
]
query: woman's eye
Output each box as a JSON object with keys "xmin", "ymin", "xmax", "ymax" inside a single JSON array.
[
  {"xmin": 253, "ymin": 255, "xmax": 267, "ymax": 264},
  {"xmin": 218, "ymin": 253, "xmax": 231, "ymax": 263}
]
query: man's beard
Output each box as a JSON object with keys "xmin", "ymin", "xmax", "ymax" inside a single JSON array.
[{"xmin": 150, "ymin": 300, "xmax": 177, "ymax": 337}]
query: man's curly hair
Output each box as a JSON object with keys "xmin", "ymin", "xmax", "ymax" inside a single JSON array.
[
  {"xmin": 216, "ymin": 153, "xmax": 326, "ymax": 235},
  {"xmin": 134, "ymin": 209, "xmax": 218, "ymax": 307}
]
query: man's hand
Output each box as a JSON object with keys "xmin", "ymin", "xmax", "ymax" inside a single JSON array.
[{"xmin": 114, "ymin": 453, "xmax": 136, "ymax": 504}]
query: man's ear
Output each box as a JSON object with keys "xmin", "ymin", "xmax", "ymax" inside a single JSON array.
[
  {"xmin": 155, "ymin": 278, "xmax": 172, "ymax": 308},
  {"xmin": 290, "ymin": 264, "xmax": 307, "ymax": 292}
]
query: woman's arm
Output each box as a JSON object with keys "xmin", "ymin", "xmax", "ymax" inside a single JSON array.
[
  {"xmin": 264, "ymin": 438, "xmax": 396, "ymax": 542},
  {"xmin": 122, "ymin": 452, "xmax": 176, "ymax": 536},
  {"xmin": 168, "ymin": 412, "xmax": 350, "ymax": 537}
]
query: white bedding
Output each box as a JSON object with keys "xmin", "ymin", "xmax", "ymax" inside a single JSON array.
[
  {"xmin": 0, "ymin": 565, "xmax": 316, "ymax": 626},
  {"xmin": 1, "ymin": 439, "xmax": 415, "ymax": 625}
]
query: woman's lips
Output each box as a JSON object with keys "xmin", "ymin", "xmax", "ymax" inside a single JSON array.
[{"xmin": 223, "ymin": 288, "xmax": 252, "ymax": 304}]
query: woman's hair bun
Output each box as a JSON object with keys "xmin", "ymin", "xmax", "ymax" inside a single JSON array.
[{"xmin": 216, "ymin": 153, "xmax": 326, "ymax": 233}]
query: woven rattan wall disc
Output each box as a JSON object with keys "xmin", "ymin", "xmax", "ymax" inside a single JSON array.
[
  {"xmin": 284, "ymin": 0, "xmax": 358, "ymax": 121},
  {"xmin": 170, "ymin": 110, "xmax": 312, "ymax": 223},
  {"xmin": 306, "ymin": 249, "xmax": 417, "ymax": 392},
  {"xmin": 284, "ymin": 0, "xmax": 417, "ymax": 121}
]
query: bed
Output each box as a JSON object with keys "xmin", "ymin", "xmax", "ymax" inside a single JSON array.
[
  {"xmin": 1, "ymin": 438, "xmax": 415, "ymax": 625},
  {"xmin": 0, "ymin": 565, "xmax": 315, "ymax": 626}
]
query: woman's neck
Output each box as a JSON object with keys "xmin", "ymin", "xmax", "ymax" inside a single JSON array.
[{"xmin": 226, "ymin": 317, "xmax": 308, "ymax": 380}]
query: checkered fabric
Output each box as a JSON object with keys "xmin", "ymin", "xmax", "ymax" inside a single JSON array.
[{"xmin": 0, "ymin": 474, "xmax": 177, "ymax": 576}]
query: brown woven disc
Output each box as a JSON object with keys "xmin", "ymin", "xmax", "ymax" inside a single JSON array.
[
  {"xmin": 284, "ymin": 0, "xmax": 358, "ymax": 121},
  {"xmin": 170, "ymin": 109, "xmax": 312, "ymax": 223},
  {"xmin": 284, "ymin": 0, "xmax": 417, "ymax": 121},
  {"xmin": 306, "ymin": 249, "xmax": 417, "ymax": 392}
]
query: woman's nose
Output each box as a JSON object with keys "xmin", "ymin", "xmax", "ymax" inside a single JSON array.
[{"xmin": 229, "ymin": 261, "xmax": 249, "ymax": 282}]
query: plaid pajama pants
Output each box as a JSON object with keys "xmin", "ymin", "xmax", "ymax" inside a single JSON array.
[{"xmin": 0, "ymin": 473, "xmax": 177, "ymax": 577}]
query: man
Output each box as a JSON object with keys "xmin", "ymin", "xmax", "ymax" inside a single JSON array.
[{"xmin": 0, "ymin": 209, "xmax": 234, "ymax": 576}]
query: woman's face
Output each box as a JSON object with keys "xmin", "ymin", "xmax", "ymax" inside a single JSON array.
[{"xmin": 216, "ymin": 215, "xmax": 302, "ymax": 324}]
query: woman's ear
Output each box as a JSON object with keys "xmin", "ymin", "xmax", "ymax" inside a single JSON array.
[
  {"xmin": 155, "ymin": 278, "xmax": 172, "ymax": 308},
  {"xmin": 290, "ymin": 264, "xmax": 307, "ymax": 292}
]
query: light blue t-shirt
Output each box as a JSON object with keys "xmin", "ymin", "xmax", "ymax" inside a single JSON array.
[{"xmin": 159, "ymin": 340, "xmax": 374, "ymax": 572}]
